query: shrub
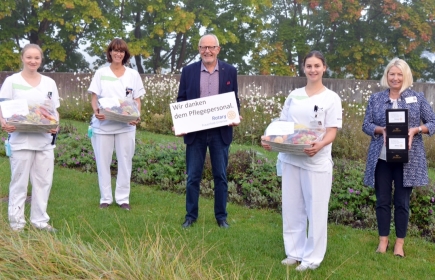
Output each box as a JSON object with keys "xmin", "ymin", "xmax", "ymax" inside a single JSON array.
[
  {"xmin": 330, "ymin": 159, "xmax": 376, "ymax": 220},
  {"xmin": 332, "ymin": 102, "xmax": 370, "ymax": 161},
  {"xmin": 57, "ymin": 73, "xmax": 94, "ymax": 122},
  {"xmin": 140, "ymin": 75, "xmax": 179, "ymax": 134},
  {"xmin": 57, "ymin": 94, "xmax": 93, "ymax": 122},
  {"xmin": 56, "ymin": 122, "xmax": 100, "ymax": 173},
  {"xmin": 329, "ymin": 159, "xmax": 380, "ymax": 230},
  {"xmin": 132, "ymin": 144, "xmax": 282, "ymax": 210},
  {"xmin": 409, "ymin": 186, "xmax": 435, "ymax": 241},
  {"xmin": 235, "ymin": 84, "xmax": 285, "ymax": 146}
]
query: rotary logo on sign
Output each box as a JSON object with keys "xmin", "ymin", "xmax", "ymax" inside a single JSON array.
[{"xmin": 227, "ymin": 110, "xmax": 237, "ymax": 120}]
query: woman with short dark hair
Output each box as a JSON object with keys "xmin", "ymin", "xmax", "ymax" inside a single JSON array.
[{"xmin": 88, "ymin": 38, "xmax": 144, "ymax": 211}]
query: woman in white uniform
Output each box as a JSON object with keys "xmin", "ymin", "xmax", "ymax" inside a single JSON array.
[
  {"xmin": 0, "ymin": 44, "xmax": 60, "ymax": 232},
  {"xmin": 88, "ymin": 38, "xmax": 144, "ymax": 210},
  {"xmin": 262, "ymin": 51, "xmax": 342, "ymax": 271}
]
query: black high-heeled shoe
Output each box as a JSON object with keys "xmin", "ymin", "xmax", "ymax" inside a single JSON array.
[
  {"xmin": 376, "ymin": 240, "xmax": 389, "ymax": 253},
  {"xmin": 394, "ymin": 243, "xmax": 405, "ymax": 258}
]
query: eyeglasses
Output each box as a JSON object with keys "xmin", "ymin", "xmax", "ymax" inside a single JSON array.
[
  {"xmin": 112, "ymin": 49, "xmax": 125, "ymax": 54},
  {"xmin": 199, "ymin": 46, "xmax": 219, "ymax": 52}
]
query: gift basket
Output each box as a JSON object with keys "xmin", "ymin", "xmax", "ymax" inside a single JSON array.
[
  {"xmin": 4, "ymin": 99, "xmax": 59, "ymax": 133},
  {"xmin": 261, "ymin": 120, "xmax": 325, "ymax": 155},
  {"xmin": 99, "ymin": 97, "xmax": 140, "ymax": 123}
]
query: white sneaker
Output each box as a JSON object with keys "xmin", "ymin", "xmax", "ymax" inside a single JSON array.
[
  {"xmin": 295, "ymin": 264, "xmax": 319, "ymax": 271},
  {"xmin": 11, "ymin": 227, "xmax": 24, "ymax": 233},
  {"xmin": 281, "ymin": 258, "xmax": 298, "ymax": 266},
  {"xmin": 37, "ymin": 225, "xmax": 58, "ymax": 233}
]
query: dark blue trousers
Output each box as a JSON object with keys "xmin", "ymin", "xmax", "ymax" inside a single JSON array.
[
  {"xmin": 374, "ymin": 159, "xmax": 413, "ymax": 238},
  {"xmin": 185, "ymin": 128, "xmax": 229, "ymax": 221}
]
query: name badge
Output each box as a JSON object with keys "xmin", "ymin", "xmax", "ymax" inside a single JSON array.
[
  {"xmin": 405, "ymin": 96, "xmax": 417, "ymax": 103},
  {"xmin": 310, "ymin": 120, "xmax": 323, "ymax": 128}
]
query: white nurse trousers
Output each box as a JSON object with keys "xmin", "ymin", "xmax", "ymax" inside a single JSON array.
[
  {"xmin": 91, "ymin": 131, "xmax": 135, "ymax": 205},
  {"xmin": 8, "ymin": 149, "xmax": 54, "ymax": 230},
  {"xmin": 281, "ymin": 162, "xmax": 332, "ymax": 267}
]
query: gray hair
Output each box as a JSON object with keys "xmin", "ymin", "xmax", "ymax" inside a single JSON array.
[{"xmin": 198, "ymin": 34, "xmax": 220, "ymax": 47}]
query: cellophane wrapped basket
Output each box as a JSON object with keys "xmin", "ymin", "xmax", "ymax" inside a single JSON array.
[
  {"xmin": 100, "ymin": 98, "xmax": 140, "ymax": 123},
  {"xmin": 262, "ymin": 120, "xmax": 325, "ymax": 155},
  {"xmin": 6, "ymin": 99, "xmax": 58, "ymax": 133}
]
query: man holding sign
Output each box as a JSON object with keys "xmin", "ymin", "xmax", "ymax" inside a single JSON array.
[{"xmin": 176, "ymin": 34, "xmax": 240, "ymax": 228}]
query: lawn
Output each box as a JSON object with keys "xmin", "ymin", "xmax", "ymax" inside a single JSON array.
[{"xmin": 1, "ymin": 121, "xmax": 435, "ymax": 279}]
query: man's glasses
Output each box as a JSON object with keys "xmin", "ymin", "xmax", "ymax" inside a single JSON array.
[
  {"xmin": 199, "ymin": 46, "xmax": 219, "ymax": 51},
  {"xmin": 112, "ymin": 49, "xmax": 125, "ymax": 54}
]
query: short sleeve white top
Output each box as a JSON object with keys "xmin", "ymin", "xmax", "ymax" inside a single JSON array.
[
  {"xmin": 0, "ymin": 72, "xmax": 60, "ymax": 151},
  {"xmin": 88, "ymin": 66, "xmax": 145, "ymax": 134},
  {"xmin": 278, "ymin": 87, "xmax": 343, "ymax": 172}
]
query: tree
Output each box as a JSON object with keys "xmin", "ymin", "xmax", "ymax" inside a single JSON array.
[
  {"xmin": 118, "ymin": 0, "xmax": 196, "ymax": 73},
  {"xmin": 319, "ymin": 0, "xmax": 435, "ymax": 80},
  {"xmin": 0, "ymin": 0, "xmax": 108, "ymax": 72},
  {"xmin": 120, "ymin": 0, "xmax": 270, "ymax": 74},
  {"xmin": 255, "ymin": 0, "xmax": 435, "ymax": 80}
]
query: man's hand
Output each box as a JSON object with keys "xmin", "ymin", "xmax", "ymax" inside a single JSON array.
[
  {"xmin": 229, "ymin": 115, "xmax": 243, "ymax": 127},
  {"xmin": 172, "ymin": 126, "xmax": 186, "ymax": 137}
]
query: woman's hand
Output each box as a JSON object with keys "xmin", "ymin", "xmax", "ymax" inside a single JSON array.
[
  {"xmin": 408, "ymin": 126, "xmax": 423, "ymax": 149},
  {"xmin": 91, "ymin": 93, "xmax": 105, "ymax": 120},
  {"xmin": 261, "ymin": 136, "xmax": 272, "ymax": 151},
  {"xmin": 303, "ymin": 141, "xmax": 323, "ymax": 157},
  {"xmin": 48, "ymin": 126, "xmax": 59, "ymax": 134},
  {"xmin": 94, "ymin": 109, "xmax": 106, "ymax": 120},
  {"xmin": 303, "ymin": 127, "xmax": 338, "ymax": 157},
  {"xmin": 1, "ymin": 119, "xmax": 16, "ymax": 133},
  {"xmin": 129, "ymin": 118, "xmax": 140, "ymax": 126},
  {"xmin": 376, "ymin": 126, "xmax": 387, "ymax": 145}
]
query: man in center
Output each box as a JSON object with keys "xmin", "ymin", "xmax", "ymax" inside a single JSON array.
[{"xmin": 177, "ymin": 33, "xmax": 240, "ymax": 228}]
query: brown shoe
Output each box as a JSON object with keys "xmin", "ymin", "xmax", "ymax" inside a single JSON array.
[
  {"xmin": 99, "ymin": 203, "xmax": 110, "ymax": 209},
  {"xmin": 120, "ymin": 203, "xmax": 131, "ymax": 210}
]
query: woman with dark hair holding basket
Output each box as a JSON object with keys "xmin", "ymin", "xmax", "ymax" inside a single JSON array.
[
  {"xmin": 262, "ymin": 51, "xmax": 342, "ymax": 271},
  {"xmin": 88, "ymin": 38, "xmax": 145, "ymax": 211}
]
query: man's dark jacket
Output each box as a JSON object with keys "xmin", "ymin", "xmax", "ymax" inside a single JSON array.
[{"xmin": 177, "ymin": 60, "xmax": 240, "ymax": 145}]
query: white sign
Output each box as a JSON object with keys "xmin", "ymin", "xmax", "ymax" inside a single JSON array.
[
  {"xmin": 388, "ymin": 138, "xmax": 406, "ymax": 150},
  {"xmin": 170, "ymin": 92, "xmax": 240, "ymax": 135},
  {"xmin": 0, "ymin": 99, "xmax": 30, "ymax": 118},
  {"xmin": 265, "ymin": 121, "xmax": 294, "ymax": 136},
  {"xmin": 98, "ymin": 97, "xmax": 120, "ymax": 109},
  {"xmin": 388, "ymin": 111, "xmax": 406, "ymax": 123}
]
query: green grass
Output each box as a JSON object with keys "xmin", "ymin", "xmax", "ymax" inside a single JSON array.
[{"xmin": 1, "ymin": 123, "xmax": 435, "ymax": 279}]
